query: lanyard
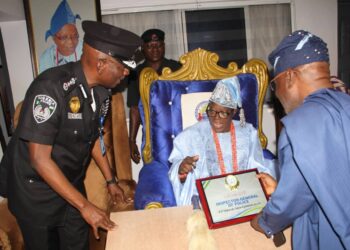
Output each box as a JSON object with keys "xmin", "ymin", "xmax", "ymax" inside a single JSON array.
[
  {"xmin": 212, "ymin": 123, "xmax": 238, "ymax": 174},
  {"xmin": 99, "ymin": 116, "xmax": 106, "ymax": 156}
]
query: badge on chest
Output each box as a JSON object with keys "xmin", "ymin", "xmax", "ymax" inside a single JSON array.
[{"xmin": 68, "ymin": 96, "xmax": 82, "ymax": 119}]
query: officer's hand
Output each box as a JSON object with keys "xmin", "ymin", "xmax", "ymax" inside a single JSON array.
[
  {"xmin": 108, "ymin": 183, "xmax": 131, "ymax": 205},
  {"xmin": 130, "ymin": 141, "xmax": 141, "ymax": 164},
  {"xmin": 257, "ymin": 173, "xmax": 277, "ymax": 196},
  {"xmin": 80, "ymin": 202, "xmax": 116, "ymax": 239}
]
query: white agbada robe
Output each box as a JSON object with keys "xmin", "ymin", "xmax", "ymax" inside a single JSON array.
[{"xmin": 168, "ymin": 119, "xmax": 275, "ymax": 206}]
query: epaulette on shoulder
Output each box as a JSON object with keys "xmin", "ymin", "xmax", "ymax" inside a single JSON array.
[{"xmin": 37, "ymin": 63, "xmax": 79, "ymax": 95}]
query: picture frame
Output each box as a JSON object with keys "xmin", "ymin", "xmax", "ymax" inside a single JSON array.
[
  {"xmin": 0, "ymin": 28, "xmax": 15, "ymax": 149},
  {"xmin": 23, "ymin": 0, "xmax": 101, "ymax": 77},
  {"xmin": 196, "ymin": 168, "xmax": 268, "ymax": 229}
]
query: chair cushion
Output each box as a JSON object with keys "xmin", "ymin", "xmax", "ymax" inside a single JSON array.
[{"xmin": 139, "ymin": 73, "xmax": 259, "ymax": 167}]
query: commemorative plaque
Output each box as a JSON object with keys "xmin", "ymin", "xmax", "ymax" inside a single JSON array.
[{"xmin": 196, "ymin": 168, "xmax": 268, "ymax": 229}]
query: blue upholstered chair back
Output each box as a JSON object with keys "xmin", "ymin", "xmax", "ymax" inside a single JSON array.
[
  {"xmin": 139, "ymin": 74, "xmax": 259, "ymax": 168},
  {"xmin": 135, "ymin": 48, "xmax": 270, "ymax": 209}
]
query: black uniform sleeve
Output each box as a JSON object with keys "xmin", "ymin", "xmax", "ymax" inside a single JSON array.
[
  {"xmin": 17, "ymin": 79, "xmax": 61, "ymax": 145},
  {"xmin": 127, "ymin": 69, "xmax": 140, "ymax": 107}
]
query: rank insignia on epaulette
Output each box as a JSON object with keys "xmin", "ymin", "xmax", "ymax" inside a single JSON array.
[{"xmin": 63, "ymin": 77, "xmax": 77, "ymax": 91}]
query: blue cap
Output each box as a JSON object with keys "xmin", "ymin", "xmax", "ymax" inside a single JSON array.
[
  {"xmin": 45, "ymin": 0, "xmax": 81, "ymax": 41},
  {"xmin": 210, "ymin": 76, "xmax": 242, "ymax": 109},
  {"xmin": 268, "ymin": 30, "xmax": 329, "ymax": 77}
]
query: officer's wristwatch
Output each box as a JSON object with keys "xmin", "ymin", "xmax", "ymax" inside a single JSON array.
[{"xmin": 106, "ymin": 178, "xmax": 118, "ymax": 185}]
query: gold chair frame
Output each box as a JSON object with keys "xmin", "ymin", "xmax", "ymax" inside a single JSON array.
[{"xmin": 139, "ymin": 48, "xmax": 269, "ymax": 164}]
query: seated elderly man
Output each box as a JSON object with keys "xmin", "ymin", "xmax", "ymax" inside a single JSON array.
[{"xmin": 168, "ymin": 76, "xmax": 275, "ymax": 206}]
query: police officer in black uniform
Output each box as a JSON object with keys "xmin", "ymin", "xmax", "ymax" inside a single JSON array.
[
  {"xmin": 127, "ymin": 28, "xmax": 181, "ymax": 164},
  {"xmin": 0, "ymin": 21, "xmax": 141, "ymax": 250}
]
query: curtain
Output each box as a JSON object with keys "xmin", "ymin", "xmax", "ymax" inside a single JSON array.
[
  {"xmin": 102, "ymin": 11, "xmax": 185, "ymax": 60},
  {"xmin": 246, "ymin": 4, "xmax": 292, "ymax": 64},
  {"xmin": 246, "ymin": 4, "xmax": 291, "ymax": 103}
]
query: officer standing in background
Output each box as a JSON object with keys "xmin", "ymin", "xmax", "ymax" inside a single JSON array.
[
  {"xmin": 127, "ymin": 28, "xmax": 182, "ymax": 164},
  {"xmin": 0, "ymin": 21, "xmax": 141, "ymax": 250}
]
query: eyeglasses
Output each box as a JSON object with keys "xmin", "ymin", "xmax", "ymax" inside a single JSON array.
[
  {"xmin": 206, "ymin": 108, "xmax": 231, "ymax": 119},
  {"xmin": 55, "ymin": 34, "xmax": 79, "ymax": 42},
  {"xmin": 270, "ymin": 71, "xmax": 287, "ymax": 91}
]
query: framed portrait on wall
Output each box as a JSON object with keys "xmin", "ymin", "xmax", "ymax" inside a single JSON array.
[
  {"xmin": 0, "ymin": 28, "xmax": 15, "ymax": 149},
  {"xmin": 23, "ymin": 0, "xmax": 101, "ymax": 76}
]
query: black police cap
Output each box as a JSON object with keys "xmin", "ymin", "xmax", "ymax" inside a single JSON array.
[
  {"xmin": 141, "ymin": 29, "xmax": 165, "ymax": 43},
  {"xmin": 82, "ymin": 20, "xmax": 142, "ymax": 63}
]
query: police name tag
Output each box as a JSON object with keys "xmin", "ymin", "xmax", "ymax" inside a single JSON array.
[{"xmin": 196, "ymin": 168, "xmax": 268, "ymax": 229}]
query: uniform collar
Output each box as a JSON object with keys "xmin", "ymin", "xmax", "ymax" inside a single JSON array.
[{"xmin": 72, "ymin": 62, "xmax": 111, "ymax": 103}]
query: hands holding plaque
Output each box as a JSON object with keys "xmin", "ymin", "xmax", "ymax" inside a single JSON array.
[{"xmin": 196, "ymin": 168, "xmax": 269, "ymax": 229}]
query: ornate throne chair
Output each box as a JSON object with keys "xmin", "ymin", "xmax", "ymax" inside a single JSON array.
[{"xmin": 134, "ymin": 48, "xmax": 273, "ymax": 209}]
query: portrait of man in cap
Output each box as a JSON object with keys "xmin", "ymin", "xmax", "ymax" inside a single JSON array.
[
  {"xmin": 24, "ymin": 0, "xmax": 98, "ymax": 75},
  {"xmin": 39, "ymin": 0, "xmax": 82, "ymax": 73}
]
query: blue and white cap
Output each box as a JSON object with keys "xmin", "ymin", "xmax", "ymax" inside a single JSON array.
[
  {"xmin": 268, "ymin": 30, "xmax": 329, "ymax": 77},
  {"xmin": 210, "ymin": 76, "xmax": 242, "ymax": 109},
  {"xmin": 45, "ymin": 0, "xmax": 81, "ymax": 41}
]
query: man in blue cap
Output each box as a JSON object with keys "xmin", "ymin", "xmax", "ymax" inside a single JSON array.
[
  {"xmin": 0, "ymin": 20, "xmax": 141, "ymax": 250},
  {"xmin": 251, "ymin": 30, "xmax": 350, "ymax": 249},
  {"xmin": 39, "ymin": 0, "xmax": 82, "ymax": 73}
]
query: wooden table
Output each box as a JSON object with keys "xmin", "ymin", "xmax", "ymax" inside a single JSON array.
[{"xmin": 106, "ymin": 206, "xmax": 292, "ymax": 250}]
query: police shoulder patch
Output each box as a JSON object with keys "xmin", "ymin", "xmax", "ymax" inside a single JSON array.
[{"xmin": 33, "ymin": 95, "xmax": 57, "ymax": 123}]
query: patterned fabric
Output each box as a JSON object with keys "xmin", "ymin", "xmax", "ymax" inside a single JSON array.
[
  {"xmin": 209, "ymin": 76, "xmax": 242, "ymax": 109},
  {"xmin": 269, "ymin": 30, "xmax": 329, "ymax": 77},
  {"xmin": 259, "ymin": 88, "xmax": 350, "ymax": 249},
  {"xmin": 45, "ymin": 0, "xmax": 80, "ymax": 41}
]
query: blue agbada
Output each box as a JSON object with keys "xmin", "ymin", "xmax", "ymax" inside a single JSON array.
[
  {"xmin": 168, "ymin": 119, "xmax": 275, "ymax": 206},
  {"xmin": 259, "ymin": 89, "xmax": 350, "ymax": 249}
]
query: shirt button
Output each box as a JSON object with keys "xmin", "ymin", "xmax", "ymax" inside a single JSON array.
[
  {"xmin": 168, "ymin": 101, "xmax": 172, "ymax": 105},
  {"xmin": 28, "ymin": 179, "xmax": 34, "ymax": 183},
  {"xmin": 74, "ymin": 130, "xmax": 78, "ymax": 135}
]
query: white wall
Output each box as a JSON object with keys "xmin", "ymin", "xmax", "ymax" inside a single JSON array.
[
  {"xmin": 0, "ymin": 20, "xmax": 34, "ymax": 106},
  {"xmin": 0, "ymin": 20, "xmax": 33, "ymax": 159},
  {"xmin": 292, "ymin": 0, "xmax": 337, "ymax": 75}
]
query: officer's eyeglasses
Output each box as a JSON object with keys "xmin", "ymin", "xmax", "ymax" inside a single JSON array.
[
  {"xmin": 206, "ymin": 108, "xmax": 231, "ymax": 119},
  {"xmin": 55, "ymin": 34, "xmax": 79, "ymax": 43}
]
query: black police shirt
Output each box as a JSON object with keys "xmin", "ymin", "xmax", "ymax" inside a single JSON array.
[{"xmin": 2, "ymin": 61, "xmax": 111, "ymax": 226}]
